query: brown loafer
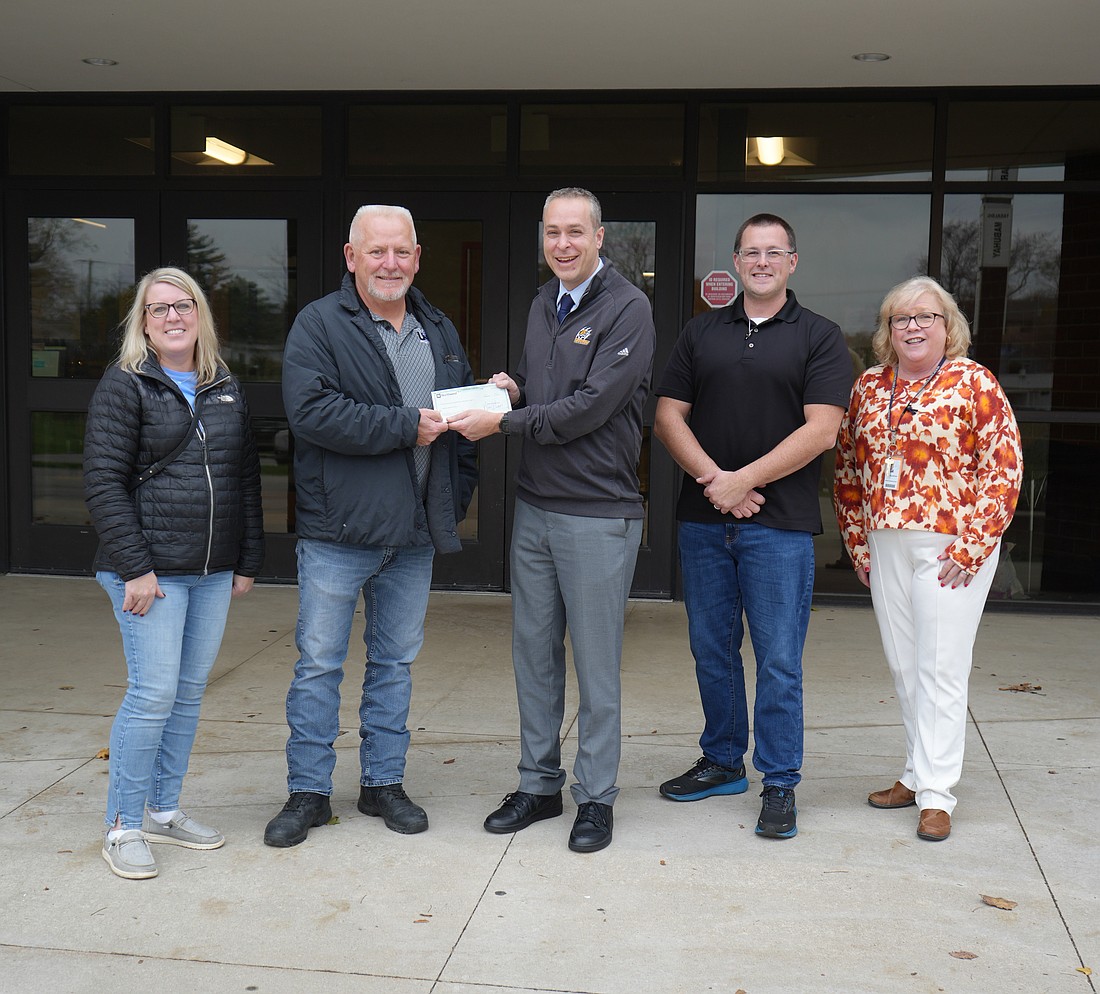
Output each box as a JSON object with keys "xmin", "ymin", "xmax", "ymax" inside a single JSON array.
[
  {"xmin": 917, "ymin": 808, "xmax": 951, "ymax": 841},
  {"xmin": 868, "ymin": 781, "xmax": 917, "ymax": 809}
]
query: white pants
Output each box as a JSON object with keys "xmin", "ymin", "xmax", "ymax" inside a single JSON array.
[{"xmin": 867, "ymin": 529, "xmax": 999, "ymax": 815}]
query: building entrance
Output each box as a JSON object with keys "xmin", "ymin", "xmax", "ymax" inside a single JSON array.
[{"xmin": 4, "ymin": 188, "xmax": 683, "ymax": 596}]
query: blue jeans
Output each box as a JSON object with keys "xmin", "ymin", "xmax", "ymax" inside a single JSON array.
[
  {"xmin": 98, "ymin": 570, "xmax": 233, "ymax": 830},
  {"xmin": 678, "ymin": 521, "xmax": 814, "ymax": 789},
  {"xmin": 285, "ymin": 538, "xmax": 434, "ymax": 794}
]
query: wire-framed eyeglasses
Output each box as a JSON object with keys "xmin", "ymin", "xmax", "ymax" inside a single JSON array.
[{"xmin": 735, "ymin": 248, "xmax": 794, "ymax": 263}]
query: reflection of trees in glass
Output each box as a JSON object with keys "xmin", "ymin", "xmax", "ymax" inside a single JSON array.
[
  {"xmin": 927, "ymin": 219, "xmax": 1061, "ymax": 319},
  {"xmin": 186, "ymin": 223, "xmax": 291, "ymax": 380},
  {"xmin": 28, "ymin": 218, "xmax": 131, "ymax": 377},
  {"xmin": 29, "ymin": 218, "xmax": 92, "ymax": 336},
  {"xmin": 602, "ymin": 222, "xmax": 656, "ymax": 303},
  {"xmin": 929, "ymin": 217, "xmax": 1061, "ymax": 417},
  {"xmin": 186, "ymin": 225, "xmax": 232, "ymax": 293}
]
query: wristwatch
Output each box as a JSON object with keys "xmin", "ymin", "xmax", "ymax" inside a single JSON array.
[{"xmin": 498, "ymin": 413, "xmax": 510, "ymax": 435}]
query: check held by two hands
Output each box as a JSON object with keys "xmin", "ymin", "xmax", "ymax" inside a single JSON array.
[{"xmin": 440, "ymin": 375, "xmax": 517, "ymax": 441}]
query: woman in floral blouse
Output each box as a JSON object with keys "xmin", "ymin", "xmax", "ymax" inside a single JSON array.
[{"xmin": 834, "ymin": 275, "xmax": 1022, "ymax": 842}]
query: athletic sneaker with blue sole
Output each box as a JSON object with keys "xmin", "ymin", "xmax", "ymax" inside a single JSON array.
[
  {"xmin": 659, "ymin": 756, "xmax": 749, "ymax": 801},
  {"xmin": 755, "ymin": 785, "xmax": 797, "ymax": 838}
]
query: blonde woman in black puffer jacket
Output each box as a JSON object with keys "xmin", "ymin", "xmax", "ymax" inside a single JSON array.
[{"xmin": 83, "ymin": 267, "xmax": 263, "ymax": 880}]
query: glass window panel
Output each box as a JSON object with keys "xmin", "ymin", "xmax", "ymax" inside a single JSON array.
[
  {"xmin": 186, "ymin": 219, "xmax": 296, "ymax": 382},
  {"xmin": 9, "ymin": 106, "xmax": 154, "ymax": 176},
  {"xmin": 29, "ymin": 216, "xmax": 135, "ymax": 378},
  {"xmin": 520, "ymin": 104, "xmax": 684, "ymax": 176},
  {"xmin": 942, "ymin": 193, "xmax": 1100, "ymax": 414},
  {"xmin": 699, "ymin": 102, "xmax": 934, "ymax": 182},
  {"xmin": 348, "ymin": 104, "xmax": 507, "ymax": 176},
  {"xmin": 31, "ymin": 412, "xmax": 89, "ymax": 526},
  {"xmin": 695, "ymin": 194, "xmax": 930, "ymax": 340},
  {"xmin": 946, "ymin": 101, "xmax": 1100, "ymax": 181},
  {"xmin": 414, "ymin": 220, "xmax": 484, "ymax": 378},
  {"xmin": 170, "ymin": 106, "xmax": 322, "ymax": 176},
  {"xmin": 998, "ymin": 421, "xmax": 1100, "ymax": 602},
  {"xmin": 250, "ymin": 415, "xmax": 295, "ymax": 535}
]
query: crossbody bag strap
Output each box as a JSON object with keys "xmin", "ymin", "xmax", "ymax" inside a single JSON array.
[{"xmin": 128, "ymin": 409, "xmax": 200, "ymax": 492}]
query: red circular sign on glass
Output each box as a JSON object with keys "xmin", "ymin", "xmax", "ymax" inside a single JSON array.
[{"xmin": 700, "ymin": 270, "xmax": 738, "ymax": 308}]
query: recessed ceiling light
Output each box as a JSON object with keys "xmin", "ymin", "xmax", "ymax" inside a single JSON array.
[
  {"xmin": 82, "ymin": 57, "xmax": 119, "ymax": 67},
  {"xmin": 853, "ymin": 52, "xmax": 890, "ymax": 63}
]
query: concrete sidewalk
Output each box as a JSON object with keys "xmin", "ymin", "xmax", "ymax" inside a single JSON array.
[{"xmin": 1, "ymin": 574, "xmax": 1096, "ymax": 994}]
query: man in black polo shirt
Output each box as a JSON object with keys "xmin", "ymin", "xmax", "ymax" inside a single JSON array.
[{"xmin": 654, "ymin": 213, "xmax": 852, "ymax": 839}]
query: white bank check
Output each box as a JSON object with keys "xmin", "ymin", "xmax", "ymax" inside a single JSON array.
[{"xmin": 431, "ymin": 383, "xmax": 512, "ymax": 421}]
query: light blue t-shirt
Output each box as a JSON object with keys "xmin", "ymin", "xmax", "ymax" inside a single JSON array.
[{"xmin": 164, "ymin": 368, "xmax": 198, "ymax": 410}]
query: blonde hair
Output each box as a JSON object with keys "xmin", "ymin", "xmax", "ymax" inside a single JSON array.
[
  {"xmin": 872, "ymin": 275, "xmax": 972, "ymax": 367},
  {"xmin": 117, "ymin": 267, "xmax": 223, "ymax": 385}
]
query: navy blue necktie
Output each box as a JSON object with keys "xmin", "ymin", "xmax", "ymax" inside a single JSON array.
[{"xmin": 557, "ymin": 294, "xmax": 574, "ymax": 325}]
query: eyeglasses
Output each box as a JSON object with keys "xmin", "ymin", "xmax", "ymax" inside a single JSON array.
[
  {"xmin": 735, "ymin": 248, "xmax": 794, "ymax": 263},
  {"xmin": 144, "ymin": 298, "xmax": 196, "ymax": 319},
  {"xmin": 889, "ymin": 312, "xmax": 944, "ymax": 331}
]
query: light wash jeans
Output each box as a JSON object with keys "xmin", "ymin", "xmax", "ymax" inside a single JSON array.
[
  {"xmin": 98, "ymin": 570, "xmax": 233, "ymax": 830},
  {"xmin": 678, "ymin": 521, "xmax": 814, "ymax": 789},
  {"xmin": 284, "ymin": 538, "xmax": 434, "ymax": 795}
]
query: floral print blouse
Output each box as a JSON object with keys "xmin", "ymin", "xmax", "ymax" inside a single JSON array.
[{"xmin": 834, "ymin": 356, "xmax": 1023, "ymax": 574}]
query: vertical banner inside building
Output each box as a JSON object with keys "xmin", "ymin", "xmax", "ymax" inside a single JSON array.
[{"xmin": 980, "ymin": 199, "xmax": 1013, "ymax": 268}]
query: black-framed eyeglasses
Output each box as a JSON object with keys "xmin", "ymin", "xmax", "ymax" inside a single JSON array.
[
  {"xmin": 889, "ymin": 312, "xmax": 944, "ymax": 331},
  {"xmin": 144, "ymin": 298, "xmax": 196, "ymax": 319},
  {"xmin": 735, "ymin": 248, "xmax": 794, "ymax": 263}
]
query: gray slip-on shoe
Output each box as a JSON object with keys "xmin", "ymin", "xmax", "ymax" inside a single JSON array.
[
  {"xmin": 103, "ymin": 830, "xmax": 158, "ymax": 879},
  {"xmin": 143, "ymin": 810, "xmax": 225, "ymax": 850}
]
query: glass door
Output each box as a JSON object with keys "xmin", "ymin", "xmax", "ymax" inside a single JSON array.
[{"xmin": 4, "ymin": 191, "xmax": 159, "ymax": 573}]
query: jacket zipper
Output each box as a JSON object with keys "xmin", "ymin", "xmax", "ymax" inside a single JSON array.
[{"xmin": 194, "ymin": 374, "xmax": 228, "ymax": 576}]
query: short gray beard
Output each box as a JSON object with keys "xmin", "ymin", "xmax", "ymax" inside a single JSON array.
[{"xmin": 367, "ymin": 275, "xmax": 410, "ymax": 302}]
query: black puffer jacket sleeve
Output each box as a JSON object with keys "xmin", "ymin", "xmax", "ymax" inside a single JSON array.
[{"xmin": 83, "ymin": 365, "xmax": 159, "ymax": 580}]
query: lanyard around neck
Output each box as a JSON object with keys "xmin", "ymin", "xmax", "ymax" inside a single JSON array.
[{"xmin": 888, "ymin": 356, "xmax": 945, "ymax": 451}]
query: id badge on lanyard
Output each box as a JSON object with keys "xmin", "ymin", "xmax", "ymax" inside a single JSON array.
[{"xmin": 883, "ymin": 457, "xmax": 901, "ymax": 491}]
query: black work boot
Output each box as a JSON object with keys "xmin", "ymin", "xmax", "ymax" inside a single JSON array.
[
  {"xmin": 357, "ymin": 784, "xmax": 429, "ymax": 834},
  {"xmin": 263, "ymin": 792, "xmax": 332, "ymax": 848}
]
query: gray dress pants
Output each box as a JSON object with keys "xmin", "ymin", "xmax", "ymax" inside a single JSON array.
[{"xmin": 509, "ymin": 498, "xmax": 642, "ymax": 806}]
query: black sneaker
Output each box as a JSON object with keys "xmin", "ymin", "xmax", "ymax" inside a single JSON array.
[
  {"xmin": 755, "ymin": 785, "xmax": 797, "ymax": 839},
  {"xmin": 659, "ymin": 757, "xmax": 749, "ymax": 801}
]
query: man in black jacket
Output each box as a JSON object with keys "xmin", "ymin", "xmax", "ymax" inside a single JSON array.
[
  {"xmin": 264, "ymin": 206, "xmax": 477, "ymax": 848},
  {"xmin": 450, "ymin": 188, "xmax": 655, "ymax": 853}
]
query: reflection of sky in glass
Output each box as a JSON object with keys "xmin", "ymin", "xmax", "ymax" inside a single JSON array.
[
  {"xmin": 64, "ymin": 217, "xmax": 135, "ymax": 293},
  {"xmin": 190, "ymin": 218, "xmax": 289, "ymax": 300},
  {"xmin": 696, "ymin": 194, "xmax": 930, "ymax": 338},
  {"xmin": 944, "ymin": 193, "xmax": 1063, "ymax": 234}
]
